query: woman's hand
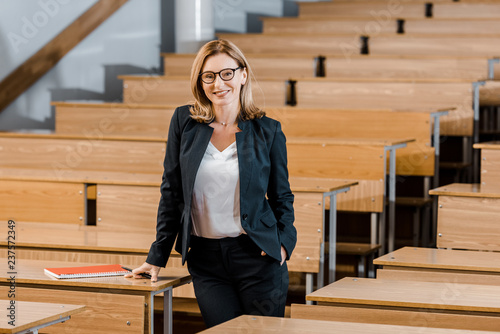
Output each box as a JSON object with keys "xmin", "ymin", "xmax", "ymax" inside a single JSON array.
[
  {"xmin": 261, "ymin": 246, "xmax": 288, "ymax": 266},
  {"xmin": 124, "ymin": 262, "xmax": 161, "ymax": 282}
]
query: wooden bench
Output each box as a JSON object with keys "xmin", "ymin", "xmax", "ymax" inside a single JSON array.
[
  {"xmin": 262, "ymin": 17, "xmax": 500, "ymax": 36},
  {"xmin": 375, "ymin": 246, "xmax": 500, "ymax": 285},
  {"xmin": 216, "ymin": 33, "xmax": 361, "ymax": 56},
  {"xmin": 323, "ymin": 55, "xmax": 495, "ymax": 80},
  {"xmin": 53, "ymin": 102, "xmax": 175, "ymax": 140},
  {"xmin": 118, "ymin": 75, "xmax": 287, "ymax": 107},
  {"xmin": 369, "ymin": 34, "xmax": 500, "ymax": 58},
  {"xmin": 298, "ymin": 1, "xmax": 500, "ymax": 19},
  {"xmin": 293, "ymin": 78, "xmax": 474, "ymax": 137},
  {"xmin": 0, "ymin": 132, "xmax": 165, "ymax": 175},
  {"xmin": 198, "ymin": 314, "xmax": 496, "ymax": 334},
  {"xmin": 162, "ymin": 53, "xmax": 318, "ymax": 79},
  {"xmin": 292, "ymin": 277, "xmax": 500, "ymax": 331},
  {"xmin": 163, "ymin": 52, "xmax": 499, "ymax": 84}
]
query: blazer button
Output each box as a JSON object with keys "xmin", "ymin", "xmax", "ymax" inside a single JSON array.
[{"xmin": 242, "ymin": 214, "xmax": 248, "ymax": 221}]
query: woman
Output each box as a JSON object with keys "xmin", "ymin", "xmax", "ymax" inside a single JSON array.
[{"xmin": 126, "ymin": 39, "xmax": 296, "ymax": 328}]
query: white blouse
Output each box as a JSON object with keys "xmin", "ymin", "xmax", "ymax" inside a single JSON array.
[{"xmin": 191, "ymin": 141, "xmax": 244, "ymax": 238}]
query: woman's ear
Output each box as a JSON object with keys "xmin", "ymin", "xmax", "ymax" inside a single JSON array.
[{"xmin": 241, "ymin": 67, "xmax": 248, "ymax": 85}]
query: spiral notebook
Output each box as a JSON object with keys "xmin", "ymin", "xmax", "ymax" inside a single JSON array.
[{"xmin": 44, "ymin": 264, "xmax": 130, "ymax": 279}]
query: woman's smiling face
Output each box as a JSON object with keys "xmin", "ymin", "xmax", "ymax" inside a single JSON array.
[{"xmin": 200, "ymin": 53, "xmax": 247, "ymax": 111}]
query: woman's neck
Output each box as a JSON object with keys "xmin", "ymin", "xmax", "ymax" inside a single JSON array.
[{"xmin": 213, "ymin": 105, "xmax": 239, "ymax": 125}]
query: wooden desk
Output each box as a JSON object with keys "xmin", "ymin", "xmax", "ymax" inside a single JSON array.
[
  {"xmin": 288, "ymin": 137, "xmax": 412, "ymax": 254},
  {"xmin": 0, "ymin": 258, "xmax": 190, "ymax": 334},
  {"xmin": 374, "ymin": 246, "xmax": 500, "ymax": 285},
  {"xmin": 0, "ymin": 301, "xmax": 84, "ymax": 334},
  {"xmin": 429, "ymin": 183, "xmax": 500, "ymax": 251},
  {"xmin": 0, "ymin": 177, "xmax": 357, "ymax": 291},
  {"xmin": 304, "ymin": 277, "xmax": 500, "ymax": 331},
  {"xmin": 290, "ymin": 177, "xmax": 357, "ymax": 287},
  {"xmin": 199, "ymin": 314, "xmax": 500, "ymax": 334}
]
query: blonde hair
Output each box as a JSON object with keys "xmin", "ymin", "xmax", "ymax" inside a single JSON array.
[{"xmin": 189, "ymin": 39, "xmax": 265, "ymax": 123}]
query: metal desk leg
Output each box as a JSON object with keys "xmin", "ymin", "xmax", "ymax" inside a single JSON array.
[
  {"xmin": 164, "ymin": 288, "xmax": 173, "ymax": 334},
  {"xmin": 317, "ymin": 199, "xmax": 326, "ymax": 289},
  {"xmin": 387, "ymin": 147, "xmax": 396, "ymax": 253},
  {"xmin": 472, "ymin": 81, "xmax": 485, "ymax": 184},
  {"xmin": 328, "ymin": 193, "xmax": 337, "ymax": 284},
  {"xmin": 149, "ymin": 287, "xmax": 173, "ymax": 334}
]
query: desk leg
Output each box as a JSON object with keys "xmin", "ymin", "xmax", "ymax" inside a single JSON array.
[
  {"xmin": 388, "ymin": 148, "xmax": 396, "ymax": 253},
  {"xmin": 317, "ymin": 196, "xmax": 326, "ymax": 289},
  {"xmin": 163, "ymin": 288, "xmax": 173, "ymax": 334},
  {"xmin": 15, "ymin": 316, "xmax": 71, "ymax": 334},
  {"xmin": 328, "ymin": 193, "xmax": 337, "ymax": 284}
]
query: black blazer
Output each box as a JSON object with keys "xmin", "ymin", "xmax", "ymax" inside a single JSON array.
[{"xmin": 146, "ymin": 105, "xmax": 296, "ymax": 266}]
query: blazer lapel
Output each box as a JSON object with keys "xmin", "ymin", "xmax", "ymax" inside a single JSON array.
[
  {"xmin": 181, "ymin": 122, "xmax": 212, "ymax": 264},
  {"xmin": 184, "ymin": 122, "xmax": 213, "ymax": 206},
  {"xmin": 236, "ymin": 120, "xmax": 254, "ymax": 196}
]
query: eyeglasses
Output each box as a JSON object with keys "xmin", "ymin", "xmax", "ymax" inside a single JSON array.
[{"xmin": 199, "ymin": 67, "xmax": 242, "ymax": 84}]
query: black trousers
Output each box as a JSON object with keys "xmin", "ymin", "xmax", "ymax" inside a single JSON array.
[{"xmin": 187, "ymin": 234, "xmax": 289, "ymax": 328}]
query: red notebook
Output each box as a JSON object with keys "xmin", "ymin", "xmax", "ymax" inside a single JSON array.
[{"xmin": 44, "ymin": 264, "xmax": 130, "ymax": 279}]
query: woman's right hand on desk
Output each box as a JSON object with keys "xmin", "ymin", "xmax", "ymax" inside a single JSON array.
[{"xmin": 124, "ymin": 262, "xmax": 160, "ymax": 282}]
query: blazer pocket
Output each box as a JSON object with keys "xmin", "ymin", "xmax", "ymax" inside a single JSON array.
[{"xmin": 259, "ymin": 209, "xmax": 277, "ymax": 228}]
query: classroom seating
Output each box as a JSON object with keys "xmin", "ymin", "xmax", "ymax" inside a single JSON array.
[
  {"xmin": 162, "ymin": 53, "xmax": 318, "ymax": 79},
  {"xmin": 292, "ymin": 78, "xmax": 473, "ymax": 137},
  {"xmin": 216, "ymin": 33, "xmax": 361, "ymax": 55},
  {"xmin": 375, "ymin": 246, "xmax": 500, "ymax": 285},
  {"xmin": 475, "ymin": 141, "xmax": 500, "ymax": 186},
  {"xmin": 163, "ymin": 52, "xmax": 498, "ymax": 85},
  {"xmin": 0, "ymin": 179, "xmax": 86, "ymax": 224},
  {"xmin": 262, "ymin": 17, "xmax": 500, "ymax": 36},
  {"xmin": 266, "ymin": 107, "xmax": 436, "ymax": 177},
  {"xmin": 369, "ymin": 35, "xmax": 500, "ymax": 58},
  {"xmin": 298, "ymin": 1, "xmax": 500, "ymax": 19},
  {"xmin": 292, "ymin": 277, "xmax": 500, "ymax": 331},
  {"xmin": 0, "ymin": 301, "xmax": 85, "ymax": 333},
  {"xmin": 0, "ymin": 133, "xmax": 165, "ymax": 174},
  {"xmin": 374, "ymin": 141, "xmax": 500, "ymax": 284},
  {"xmin": 198, "ymin": 314, "xmax": 498, "ymax": 334},
  {"xmin": 53, "ymin": 102, "xmax": 174, "ymax": 140},
  {"xmin": 430, "ymin": 183, "xmax": 500, "ymax": 251},
  {"xmin": 119, "ymin": 75, "xmax": 287, "ymax": 107},
  {"xmin": 0, "ymin": 177, "xmax": 360, "ymax": 296},
  {"xmin": 0, "ymin": 257, "xmax": 190, "ymax": 334}
]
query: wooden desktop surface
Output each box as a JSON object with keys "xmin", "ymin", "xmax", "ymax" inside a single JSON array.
[
  {"xmin": 289, "ymin": 177, "xmax": 358, "ymax": 193},
  {"xmin": 199, "ymin": 315, "xmax": 500, "ymax": 334},
  {"xmin": 307, "ymin": 277, "xmax": 500, "ymax": 313},
  {"xmin": 374, "ymin": 247, "xmax": 500, "ymax": 273},
  {"xmin": 0, "ymin": 258, "xmax": 190, "ymax": 292},
  {"xmin": 474, "ymin": 141, "xmax": 500, "ymax": 150},
  {"xmin": 0, "ymin": 301, "xmax": 85, "ymax": 334},
  {"xmin": 429, "ymin": 183, "xmax": 500, "ymax": 198}
]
